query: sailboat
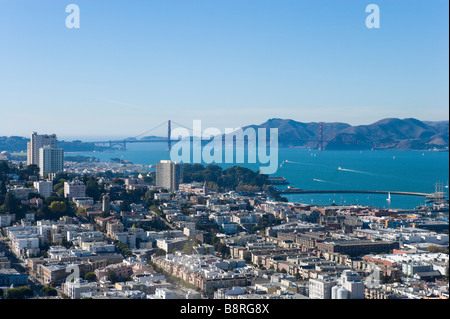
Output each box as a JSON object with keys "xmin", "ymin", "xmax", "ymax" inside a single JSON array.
[{"xmin": 386, "ymin": 192, "xmax": 391, "ymax": 202}]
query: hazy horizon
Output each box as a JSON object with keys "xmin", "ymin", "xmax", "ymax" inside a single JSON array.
[{"xmin": 1, "ymin": 116, "xmax": 447, "ymax": 142}]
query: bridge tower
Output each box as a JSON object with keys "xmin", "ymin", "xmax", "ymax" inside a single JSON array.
[
  {"xmin": 318, "ymin": 122, "xmax": 323, "ymax": 151},
  {"xmin": 167, "ymin": 120, "xmax": 171, "ymax": 150}
]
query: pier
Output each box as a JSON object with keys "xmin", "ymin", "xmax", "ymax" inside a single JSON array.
[{"xmin": 275, "ymin": 189, "xmax": 434, "ymax": 198}]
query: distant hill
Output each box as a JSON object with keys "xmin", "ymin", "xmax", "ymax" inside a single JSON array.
[
  {"xmin": 0, "ymin": 136, "xmax": 107, "ymax": 153},
  {"xmin": 241, "ymin": 118, "xmax": 449, "ymax": 151},
  {"xmin": 2, "ymin": 118, "xmax": 448, "ymax": 153},
  {"xmin": 141, "ymin": 135, "xmax": 164, "ymax": 140},
  {"xmin": 0, "ymin": 136, "xmax": 29, "ymax": 152}
]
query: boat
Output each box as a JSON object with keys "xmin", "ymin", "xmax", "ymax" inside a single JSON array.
[{"xmin": 386, "ymin": 192, "xmax": 391, "ymax": 202}]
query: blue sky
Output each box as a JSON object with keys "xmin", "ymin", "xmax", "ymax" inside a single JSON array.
[{"xmin": 0, "ymin": 0, "xmax": 448, "ymax": 140}]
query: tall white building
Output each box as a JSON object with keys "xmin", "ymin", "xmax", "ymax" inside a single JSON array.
[
  {"xmin": 331, "ymin": 270, "xmax": 365, "ymax": 300},
  {"xmin": 309, "ymin": 275, "xmax": 336, "ymax": 299},
  {"xmin": 39, "ymin": 146, "xmax": 64, "ymax": 177},
  {"xmin": 64, "ymin": 180, "xmax": 86, "ymax": 200},
  {"xmin": 27, "ymin": 132, "xmax": 57, "ymax": 166},
  {"xmin": 63, "ymin": 279, "xmax": 98, "ymax": 299},
  {"xmin": 155, "ymin": 160, "xmax": 183, "ymax": 190},
  {"xmin": 27, "ymin": 132, "xmax": 64, "ymax": 177}
]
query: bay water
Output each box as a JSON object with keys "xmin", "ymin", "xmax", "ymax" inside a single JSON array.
[{"xmin": 71, "ymin": 142, "xmax": 449, "ymax": 210}]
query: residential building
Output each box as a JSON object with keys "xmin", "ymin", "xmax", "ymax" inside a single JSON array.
[
  {"xmin": 0, "ymin": 269, "xmax": 28, "ymax": 286},
  {"xmin": 95, "ymin": 262, "xmax": 133, "ymax": 282},
  {"xmin": 73, "ymin": 197, "xmax": 94, "ymax": 208},
  {"xmin": 155, "ymin": 160, "xmax": 183, "ymax": 190},
  {"xmin": 0, "ymin": 214, "xmax": 15, "ymax": 227},
  {"xmin": 102, "ymin": 194, "xmax": 110, "ymax": 212},
  {"xmin": 34, "ymin": 180, "xmax": 53, "ymax": 198},
  {"xmin": 63, "ymin": 279, "xmax": 99, "ymax": 299},
  {"xmin": 331, "ymin": 270, "xmax": 365, "ymax": 299},
  {"xmin": 151, "ymin": 253, "xmax": 249, "ymax": 295},
  {"xmin": 11, "ymin": 186, "xmax": 38, "ymax": 200},
  {"xmin": 27, "ymin": 132, "xmax": 57, "ymax": 166},
  {"xmin": 106, "ymin": 221, "xmax": 124, "ymax": 237},
  {"xmin": 316, "ymin": 240, "xmax": 399, "ymax": 257},
  {"xmin": 38, "ymin": 146, "xmax": 64, "ymax": 177},
  {"xmin": 156, "ymin": 237, "xmax": 189, "ymax": 253},
  {"xmin": 309, "ymin": 275, "xmax": 337, "ymax": 299},
  {"xmin": 64, "ymin": 180, "xmax": 86, "ymax": 200}
]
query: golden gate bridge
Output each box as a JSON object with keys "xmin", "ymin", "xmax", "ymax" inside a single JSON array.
[{"xmin": 91, "ymin": 120, "xmax": 325, "ymax": 151}]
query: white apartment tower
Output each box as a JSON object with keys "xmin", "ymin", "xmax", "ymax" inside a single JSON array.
[
  {"xmin": 39, "ymin": 146, "xmax": 64, "ymax": 177},
  {"xmin": 27, "ymin": 132, "xmax": 63, "ymax": 177},
  {"xmin": 155, "ymin": 160, "xmax": 183, "ymax": 191},
  {"xmin": 27, "ymin": 132, "xmax": 57, "ymax": 166}
]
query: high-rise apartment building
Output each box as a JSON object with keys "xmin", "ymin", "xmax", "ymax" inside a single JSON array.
[
  {"xmin": 102, "ymin": 194, "xmax": 111, "ymax": 213},
  {"xmin": 27, "ymin": 132, "xmax": 57, "ymax": 166},
  {"xmin": 39, "ymin": 146, "xmax": 64, "ymax": 177},
  {"xmin": 27, "ymin": 132, "xmax": 63, "ymax": 177},
  {"xmin": 155, "ymin": 160, "xmax": 183, "ymax": 190}
]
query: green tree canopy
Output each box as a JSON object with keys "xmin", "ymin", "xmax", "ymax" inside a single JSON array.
[
  {"xmin": 49, "ymin": 201, "xmax": 67, "ymax": 215},
  {"xmin": 85, "ymin": 272, "xmax": 97, "ymax": 282},
  {"xmin": 41, "ymin": 286, "xmax": 58, "ymax": 297}
]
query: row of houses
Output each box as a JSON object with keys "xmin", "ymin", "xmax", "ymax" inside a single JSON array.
[{"xmin": 151, "ymin": 253, "xmax": 250, "ymax": 295}]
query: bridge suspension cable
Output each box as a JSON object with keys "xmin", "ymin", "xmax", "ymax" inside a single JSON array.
[
  {"xmin": 133, "ymin": 121, "xmax": 169, "ymax": 139},
  {"xmin": 171, "ymin": 120, "xmax": 205, "ymax": 137}
]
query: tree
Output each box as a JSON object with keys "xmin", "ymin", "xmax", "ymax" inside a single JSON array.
[
  {"xmin": 0, "ymin": 160, "xmax": 10, "ymax": 179},
  {"xmin": 0, "ymin": 180, "xmax": 7, "ymax": 195},
  {"xmin": 21, "ymin": 164, "xmax": 40, "ymax": 179},
  {"xmin": 426, "ymin": 245, "xmax": 448, "ymax": 254},
  {"xmin": 144, "ymin": 190, "xmax": 157, "ymax": 207},
  {"xmin": 107, "ymin": 270, "xmax": 120, "ymax": 284},
  {"xmin": 3, "ymin": 288, "xmax": 23, "ymax": 299},
  {"xmin": 182, "ymin": 242, "xmax": 195, "ymax": 254},
  {"xmin": 85, "ymin": 176, "xmax": 103, "ymax": 202},
  {"xmin": 212, "ymin": 241, "xmax": 230, "ymax": 257},
  {"xmin": 85, "ymin": 272, "xmax": 97, "ymax": 282},
  {"xmin": 41, "ymin": 286, "xmax": 58, "ymax": 297},
  {"xmin": 113, "ymin": 178, "xmax": 125, "ymax": 186},
  {"xmin": 1, "ymin": 192, "xmax": 24, "ymax": 218},
  {"xmin": 156, "ymin": 248, "xmax": 166, "ymax": 256},
  {"xmin": 100, "ymin": 210, "xmax": 110, "ymax": 218},
  {"xmin": 145, "ymin": 189, "xmax": 157, "ymax": 200},
  {"xmin": 53, "ymin": 179, "xmax": 67, "ymax": 197},
  {"xmin": 49, "ymin": 201, "xmax": 67, "ymax": 215},
  {"xmin": 3, "ymin": 287, "xmax": 33, "ymax": 299},
  {"xmin": 120, "ymin": 200, "xmax": 131, "ymax": 212},
  {"xmin": 37, "ymin": 205, "xmax": 52, "ymax": 220}
]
